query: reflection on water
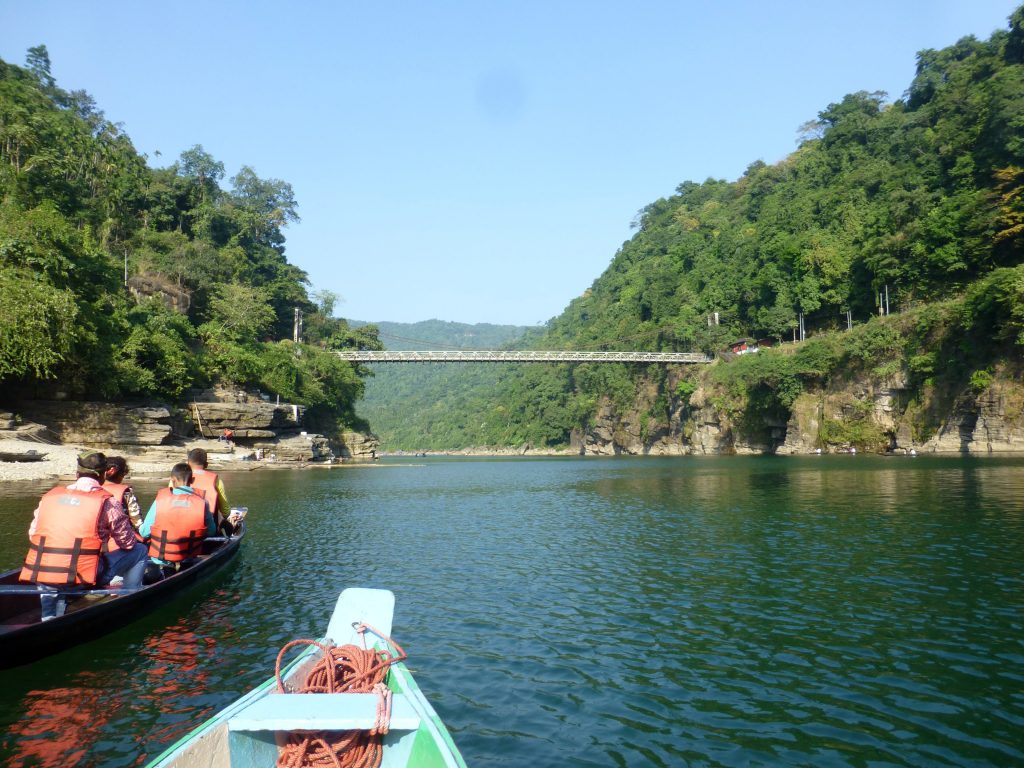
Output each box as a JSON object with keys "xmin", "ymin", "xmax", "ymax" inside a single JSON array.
[
  {"xmin": 5, "ymin": 672, "xmax": 109, "ymax": 767},
  {"xmin": 0, "ymin": 456, "xmax": 1023, "ymax": 766}
]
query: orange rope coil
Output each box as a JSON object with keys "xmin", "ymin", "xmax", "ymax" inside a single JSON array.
[{"xmin": 274, "ymin": 624, "xmax": 408, "ymax": 768}]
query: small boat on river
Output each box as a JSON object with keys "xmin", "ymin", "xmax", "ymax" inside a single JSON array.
[
  {"xmin": 146, "ymin": 587, "xmax": 467, "ymax": 768},
  {"xmin": 0, "ymin": 522, "xmax": 245, "ymax": 668}
]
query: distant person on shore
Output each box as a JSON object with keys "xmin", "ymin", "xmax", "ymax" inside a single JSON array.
[
  {"xmin": 20, "ymin": 452, "xmax": 148, "ymax": 619},
  {"xmin": 103, "ymin": 456, "xmax": 144, "ymax": 535},
  {"xmin": 141, "ymin": 463, "xmax": 216, "ymax": 573},
  {"xmin": 186, "ymin": 447, "xmax": 238, "ymax": 535}
]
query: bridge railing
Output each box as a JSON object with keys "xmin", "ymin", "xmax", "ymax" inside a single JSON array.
[{"xmin": 335, "ymin": 350, "xmax": 713, "ymax": 364}]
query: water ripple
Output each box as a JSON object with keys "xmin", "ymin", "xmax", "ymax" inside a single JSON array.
[{"xmin": 0, "ymin": 456, "xmax": 1023, "ymax": 766}]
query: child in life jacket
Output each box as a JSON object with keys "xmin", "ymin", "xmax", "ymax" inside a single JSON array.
[{"xmin": 141, "ymin": 463, "xmax": 217, "ymax": 575}]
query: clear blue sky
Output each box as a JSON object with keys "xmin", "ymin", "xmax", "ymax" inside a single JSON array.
[{"xmin": 2, "ymin": 1, "xmax": 1020, "ymax": 325}]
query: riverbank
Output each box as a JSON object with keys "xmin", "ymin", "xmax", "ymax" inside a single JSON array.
[
  {"xmin": 0, "ymin": 438, "xmax": 366, "ymax": 485},
  {"xmin": 381, "ymin": 445, "xmax": 580, "ymax": 458},
  {"xmin": 0, "ymin": 440, "xmax": 168, "ymax": 483}
]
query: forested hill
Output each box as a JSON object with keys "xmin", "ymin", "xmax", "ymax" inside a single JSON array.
[
  {"xmin": 545, "ymin": 10, "xmax": 1024, "ymax": 354},
  {"xmin": 348, "ymin": 319, "xmax": 527, "ymax": 351},
  {"xmin": 365, "ymin": 8, "xmax": 1024, "ymax": 451},
  {"xmin": 348, "ymin": 320, "xmax": 528, "ymax": 449},
  {"xmin": 0, "ymin": 47, "xmax": 379, "ymax": 434}
]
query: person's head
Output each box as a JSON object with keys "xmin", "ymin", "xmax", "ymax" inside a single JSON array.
[
  {"xmin": 186, "ymin": 447, "xmax": 208, "ymax": 469},
  {"xmin": 77, "ymin": 452, "xmax": 107, "ymax": 481},
  {"xmin": 105, "ymin": 456, "xmax": 129, "ymax": 484},
  {"xmin": 170, "ymin": 462, "xmax": 194, "ymax": 488}
]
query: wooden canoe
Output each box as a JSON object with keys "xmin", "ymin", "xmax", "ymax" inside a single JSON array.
[
  {"xmin": 0, "ymin": 522, "xmax": 245, "ymax": 668},
  {"xmin": 146, "ymin": 588, "xmax": 467, "ymax": 768}
]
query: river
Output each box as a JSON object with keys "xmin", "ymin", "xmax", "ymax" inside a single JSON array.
[{"xmin": 0, "ymin": 455, "xmax": 1022, "ymax": 767}]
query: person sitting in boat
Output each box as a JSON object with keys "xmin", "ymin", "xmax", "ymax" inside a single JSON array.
[
  {"xmin": 141, "ymin": 463, "xmax": 217, "ymax": 575},
  {"xmin": 20, "ymin": 452, "xmax": 149, "ymax": 620},
  {"xmin": 186, "ymin": 448, "xmax": 238, "ymax": 535},
  {"xmin": 103, "ymin": 456, "xmax": 144, "ymax": 536}
]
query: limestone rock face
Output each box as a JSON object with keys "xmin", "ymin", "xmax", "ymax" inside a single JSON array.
[
  {"xmin": 688, "ymin": 402, "xmax": 729, "ymax": 455},
  {"xmin": 921, "ymin": 381, "xmax": 1024, "ymax": 454},
  {"xmin": 776, "ymin": 394, "xmax": 822, "ymax": 455},
  {"xmin": 250, "ymin": 434, "xmax": 333, "ymax": 462},
  {"xmin": 189, "ymin": 402, "xmax": 303, "ymax": 439},
  {"xmin": 581, "ymin": 403, "xmax": 619, "ymax": 456},
  {"xmin": 16, "ymin": 401, "xmax": 174, "ymax": 446},
  {"xmin": 645, "ymin": 400, "xmax": 688, "ymax": 456},
  {"xmin": 973, "ymin": 382, "xmax": 1024, "ymax": 451},
  {"xmin": 336, "ymin": 431, "xmax": 379, "ymax": 461}
]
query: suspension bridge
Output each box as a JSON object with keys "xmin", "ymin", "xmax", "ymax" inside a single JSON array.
[{"xmin": 335, "ymin": 350, "xmax": 713, "ymax": 363}]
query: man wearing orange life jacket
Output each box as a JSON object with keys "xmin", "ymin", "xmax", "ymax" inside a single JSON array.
[
  {"xmin": 20, "ymin": 452, "xmax": 148, "ymax": 620},
  {"xmin": 141, "ymin": 463, "xmax": 217, "ymax": 570},
  {"xmin": 186, "ymin": 447, "xmax": 238, "ymax": 536}
]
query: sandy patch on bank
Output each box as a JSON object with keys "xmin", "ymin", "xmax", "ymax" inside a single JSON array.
[{"xmin": 0, "ymin": 440, "xmax": 171, "ymax": 483}]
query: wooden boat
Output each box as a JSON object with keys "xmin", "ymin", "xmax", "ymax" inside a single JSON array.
[
  {"xmin": 146, "ymin": 588, "xmax": 467, "ymax": 768},
  {"xmin": 0, "ymin": 449, "xmax": 47, "ymax": 462},
  {"xmin": 0, "ymin": 522, "xmax": 245, "ymax": 668}
]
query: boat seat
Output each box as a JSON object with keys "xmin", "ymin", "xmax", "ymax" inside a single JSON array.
[{"xmin": 228, "ymin": 692, "xmax": 421, "ymax": 732}]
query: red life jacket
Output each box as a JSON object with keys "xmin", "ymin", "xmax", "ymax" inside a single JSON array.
[
  {"xmin": 20, "ymin": 486, "xmax": 109, "ymax": 586},
  {"xmin": 102, "ymin": 481, "xmax": 142, "ymax": 552},
  {"xmin": 190, "ymin": 470, "xmax": 222, "ymax": 516},
  {"xmin": 148, "ymin": 488, "xmax": 207, "ymax": 562}
]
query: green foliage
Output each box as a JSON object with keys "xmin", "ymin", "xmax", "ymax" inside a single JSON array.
[
  {"xmin": 449, "ymin": 12, "xmax": 1024, "ymax": 448},
  {"xmin": 674, "ymin": 379, "xmax": 697, "ymax": 402},
  {"xmin": 112, "ymin": 302, "xmax": 197, "ymax": 398},
  {"xmin": 969, "ymin": 368, "xmax": 995, "ymax": 392},
  {"xmin": 351, "ymin": 320, "xmax": 529, "ymax": 450},
  {"xmin": 818, "ymin": 417, "xmax": 889, "ymax": 451},
  {"xmin": 712, "ymin": 353, "xmax": 803, "ymax": 420},
  {"xmin": 0, "ymin": 52, "xmax": 372, "ymax": 433},
  {"xmin": 0, "ymin": 266, "xmax": 77, "ymax": 378},
  {"xmin": 201, "ymin": 283, "xmax": 277, "ymax": 343},
  {"xmin": 960, "ymin": 264, "xmax": 1024, "ymax": 346}
]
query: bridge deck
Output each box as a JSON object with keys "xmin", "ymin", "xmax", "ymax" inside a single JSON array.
[{"xmin": 335, "ymin": 350, "xmax": 713, "ymax": 363}]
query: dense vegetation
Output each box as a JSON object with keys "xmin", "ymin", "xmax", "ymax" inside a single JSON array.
[
  {"xmin": 349, "ymin": 320, "xmax": 527, "ymax": 449},
  {"xmin": 360, "ymin": 9, "xmax": 1024, "ymax": 450},
  {"xmin": 6, "ymin": 7, "xmax": 1024, "ymax": 453},
  {"xmin": 0, "ymin": 48, "xmax": 379, "ymax": 433}
]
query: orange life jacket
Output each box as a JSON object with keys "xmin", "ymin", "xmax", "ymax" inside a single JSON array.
[
  {"xmin": 190, "ymin": 470, "xmax": 222, "ymax": 516},
  {"xmin": 102, "ymin": 481, "xmax": 142, "ymax": 552},
  {"xmin": 148, "ymin": 488, "xmax": 208, "ymax": 562},
  {"xmin": 20, "ymin": 486, "xmax": 109, "ymax": 586}
]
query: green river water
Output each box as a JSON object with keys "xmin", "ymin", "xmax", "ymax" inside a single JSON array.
[{"xmin": 0, "ymin": 455, "xmax": 1022, "ymax": 767}]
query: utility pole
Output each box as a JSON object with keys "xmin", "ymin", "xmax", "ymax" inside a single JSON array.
[
  {"xmin": 798, "ymin": 312, "xmax": 805, "ymax": 342},
  {"xmin": 124, "ymin": 249, "xmax": 128, "ymax": 287},
  {"xmin": 846, "ymin": 310, "xmax": 852, "ymax": 331},
  {"xmin": 293, "ymin": 308, "xmax": 303, "ymax": 344},
  {"xmin": 885, "ymin": 284, "xmax": 890, "ymax": 316}
]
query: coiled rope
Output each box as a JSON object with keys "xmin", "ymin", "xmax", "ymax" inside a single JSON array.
[{"xmin": 274, "ymin": 623, "xmax": 407, "ymax": 768}]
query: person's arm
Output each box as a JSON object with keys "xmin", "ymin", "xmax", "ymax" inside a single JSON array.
[
  {"xmin": 139, "ymin": 501, "xmax": 157, "ymax": 538},
  {"xmin": 204, "ymin": 502, "xmax": 217, "ymax": 537},
  {"xmin": 124, "ymin": 489, "xmax": 144, "ymax": 532},
  {"xmin": 215, "ymin": 478, "xmax": 229, "ymax": 517},
  {"xmin": 28, "ymin": 502, "xmax": 41, "ymax": 536},
  {"xmin": 106, "ymin": 498, "xmax": 137, "ymax": 550}
]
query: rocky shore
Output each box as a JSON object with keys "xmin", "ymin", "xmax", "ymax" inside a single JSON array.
[{"xmin": 0, "ymin": 393, "xmax": 380, "ymax": 484}]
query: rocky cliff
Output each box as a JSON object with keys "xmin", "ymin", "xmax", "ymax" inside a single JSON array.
[
  {"xmin": 8, "ymin": 393, "xmax": 378, "ymax": 464},
  {"xmin": 569, "ymin": 364, "xmax": 1024, "ymax": 456}
]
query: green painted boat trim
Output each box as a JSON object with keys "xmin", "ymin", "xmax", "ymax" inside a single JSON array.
[{"xmin": 144, "ymin": 588, "xmax": 467, "ymax": 768}]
